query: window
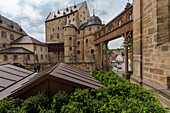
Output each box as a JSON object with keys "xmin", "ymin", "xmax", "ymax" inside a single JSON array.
[
  {"xmin": 68, "ymin": 15, "xmax": 70, "ymax": 18},
  {"xmin": 10, "ymin": 34, "xmax": 14, "ymax": 40},
  {"xmin": 86, "ymin": 39, "xmax": 88, "ymax": 44},
  {"xmin": 73, "ymin": 18, "xmax": 75, "ymax": 22},
  {"xmin": 27, "ymin": 55, "xmax": 30, "ymax": 60},
  {"xmin": 41, "ymin": 47, "xmax": 43, "ymax": 51},
  {"xmin": 77, "ymin": 50, "xmax": 80, "ymax": 54},
  {"xmin": 118, "ymin": 20, "xmax": 121, "ymax": 27},
  {"xmin": 1, "ymin": 31, "xmax": 6, "ymax": 38},
  {"xmin": 104, "ymin": 29, "xmax": 106, "ymax": 35},
  {"xmin": 80, "ymin": 20, "xmax": 82, "ymax": 23},
  {"xmin": 91, "ymin": 49, "xmax": 94, "ymax": 54},
  {"xmin": 58, "ymin": 27, "xmax": 59, "ymax": 30},
  {"xmin": 41, "ymin": 55, "xmax": 43, "ymax": 59},
  {"xmin": 45, "ymin": 48, "xmax": 47, "ymax": 52},
  {"xmin": 34, "ymin": 46, "xmax": 37, "ymax": 51},
  {"xmin": 57, "ymin": 34, "xmax": 60, "ymax": 39},
  {"xmin": 70, "ymin": 47, "xmax": 72, "ymax": 50},
  {"xmin": 78, "ymin": 31, "xmax": 80, "ymax": 34},
  {"xmin": 73, "ymin": 13, "xmax": 75, "ymax": 16},
  {"xmin": 109, "ymin": 26, "xmax": 113, "ymax": 32},
  {"xmin": 130, "ymin": 14, "xmax": 133, "ymax": 21},
  {"xmin": 50, "ymin": 35, "xmax": 53, "ymax": 40},
  {"xmin": 46, "ymin": 55, "xmax": 48, "ymax": 59},
  {"xmin": 97, "ymin": 27, "xmax": 100, "ymax": 31},
  {"xmin": 59, "ymin": 19, "xmax": 61, "ymax": 22},
  {"xmin": 13, "ymin": 55, "xmax": 17, "ymax": 61},
  {"xmin": 83, "ymin": 11, "xmax": 85, "ymax": 14},
  {"xmin": 52, "ymin": 28, "xmax": 54, "ymax": 32},
  {"xmin": 4, "ymin": 55, "xmax": 8, "ymax": 61},
  {"xmin": 84, "ymin": 17, "xmax": 85, "ymax": 20},
  {"xmin": 98, "ymin": 33, "xmax": 101, "ymax": 38},
  {"xmin": 89, "ymin": 27, "xmax": 91, "ymax": 31},
  {"xmin": 80, "ymin": 15, "xmax": 82, "ymax": 17},
  {"xmin": 77, "ymin": 41, "xmax": 80, "ymax": 45},
  {"xmin": 2, "ymin": 44, "xmax": 5, "ymax": 48},
  {"xmin": 69, "ymin": 20, "xmax": 71, "ymax": 23},
  {"xmin": 69, "ymin": 37, "xmax": 72, "ymax": 40}
]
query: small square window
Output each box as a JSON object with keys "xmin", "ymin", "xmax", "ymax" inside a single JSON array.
[
  {"xmin": 89, "ymin": 27, "xmax": 91, "ymax": 31},
  {"xmin": 35, "ymin": 46, "xmax": 37, "ymax": 51},
  {"xmin": 41, "ymin": 55, "xmax": 43, "ymax": 59},
  {"xmin": 77, "ymin": 50, "xmax": 80, "ymax": 54},
  {"xmin": 50, "ymin": 35, "xmax": 53, "ymax": 40},
  {"xmin": 57, "ymin": 34, "xmax": 60, "ymax": 39},
  {"xmin": 77, "ymin": 41, "xmax": 80, "ymax": 45},
  {"xmin": 13, "ymin": 55, "xmax": 18, "ymax": 61},
  {"xmin": 4, "ymin": 55, "xmax": 8, "ymax": 61},
  {"xmin": 86, "ymin": 39, "xmax": 88, "ymax": 44},
  {"xmin": 69, "ymin": 37, "xmax": 72, "ymax": 40},
  {"xmin": 27, "ymin": 55, "xmax": 30, "ymax": 60},
  {"xmin": 1, "ymin": 31, "xmax": 6, "ymax": 38},
  {"xmin": 91, "ymin": 49, "xmax": 94, "ymax": 54},
  {"xmin": 10, "ymin": 34, "xmax": 14, "ymax": 40}
]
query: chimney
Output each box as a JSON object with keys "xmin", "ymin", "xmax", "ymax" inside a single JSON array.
[
  {"xmin": 125, "ymin": 3, "xmax": 131, "ymax": 10},
  {"xmin": 0, "ymin": 15, "xmax": 2, "ymax": 23}
]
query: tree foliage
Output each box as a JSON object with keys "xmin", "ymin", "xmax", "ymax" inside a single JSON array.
[{"xmin": 0, "ymin": 70, "xmax": 168, "ymax": 113}]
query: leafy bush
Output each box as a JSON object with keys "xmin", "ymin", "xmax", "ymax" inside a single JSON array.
[
  {"xmin": 0, "ymin": 70, "xmax": 168, "ymax": 113},
  {"xmin": 51, "ymin": 90, "xmax": 69, "ymax": 112},
  {"xmin": 21, "ymin": 92, "xmax": 50, "ymax": 113},
  {"xmin": 0, "ymin": 97, "xmax": 22, "ymax": 113}
]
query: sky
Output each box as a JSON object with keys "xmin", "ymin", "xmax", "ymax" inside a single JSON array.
[{"xmin": 0, "ymin": 0, "xmax": 132, "ymax": 49}]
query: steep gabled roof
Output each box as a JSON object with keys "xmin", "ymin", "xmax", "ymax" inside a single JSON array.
[
  {"xmin": 0, "ymin": 15, "xmax": 27, "ymax": 35},
  {"xmin": 46, "ymin": 1, "xmax": 86, "ymax": 22},
  {"xmin": 0, "ymin": 64, "xmax": 33, "ymax": 99},
  {"xmin": 11, "ymin": 35, "xmax": 48, "ymax": 47},
  {"xmin": 0, "ymin": 62, "xmax": 104, "ymax": 100},
  {"xmin": 0, "ymin": 47, "xmax": 34, "ymax": 54}
]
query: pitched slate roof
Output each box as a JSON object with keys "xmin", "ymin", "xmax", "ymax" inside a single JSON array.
[
  {"xmin": 11, "ymin": 35, "xmax": 48, "ymax": 46},
  {"xmin": 0, "ymin": 15, "xmax": 27, "ymax": 35},
  {"xmin": 0, "ymin": 62, "xmax": 104, "ymax": 100},
  {"xmin": 0, "ymin": 47, "xmax": 34, "ymax": 54},
  {"xmin": 0, "ymin": 64, "xmax": 33, "ymax": 99},
  {"xmin": 46, "ymin": 1, "xmax": 86, "ymax": 22}
]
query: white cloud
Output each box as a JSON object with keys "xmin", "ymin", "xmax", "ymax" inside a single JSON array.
[{"xmin": 0, "ymin": 0, "xmax": 133, "ymax": 49}]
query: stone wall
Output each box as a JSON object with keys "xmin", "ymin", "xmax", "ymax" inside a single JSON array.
[
  {"xmin": 131, "ymin": 0, "xmax": 170, "ymax": 106},
  {"xmin": 0, "ymin": 27, "xmax": 23, "ymax": 50},
  {"xmin": 69, "ymin": 62, "xmax": 95, "ymax": 72}
]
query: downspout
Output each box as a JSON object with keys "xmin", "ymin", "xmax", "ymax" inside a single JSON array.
[{"xmin": 140, "ymin": 0, "xmax": 143, "ymax": 86}]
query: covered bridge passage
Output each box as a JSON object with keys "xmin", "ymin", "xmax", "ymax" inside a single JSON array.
[{"xmin": 94, "ymin": 3, "xmax": 133, "ymax": 78}]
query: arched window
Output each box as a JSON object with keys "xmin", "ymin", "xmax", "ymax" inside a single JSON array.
[
  {"xmin": 98, "ymin": 33, "xmax": 101, "ymax": 38},
  {"xmin": 130, "ymin": 14, "xmax": 133, "ymax": 21},
  {"xmin": 109, "ymin": 25, "xmax": 113, "ymax": 32}
]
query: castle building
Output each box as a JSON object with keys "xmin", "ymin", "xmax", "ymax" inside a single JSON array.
[
  {"xmin": 0, "ymin": 15, "xmax": 27, "ymax": 50},
  {"xmin": 45, "ymin": 1, "xmax": 103, "ymax": 71}
]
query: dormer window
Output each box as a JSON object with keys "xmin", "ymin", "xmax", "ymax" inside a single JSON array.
[
  {"xmin": 130, "ymin": 14, "xmax": 133, "ymax": 21},
  {"xmin": 66, "ymin": 8, "xmax": 69, "ymax": 12},
  {"xmin": 10, "ymin": 23, "xmax": 14, "ymax": 28},
  {"xmin": 63, "ymin": 12, "xmax": 66, "ymax": 15},
  {"xmin": 54, "ymin": 14, "xmax": 57, "ymax": 18},
  {"xmin": 118, "ymin": 20, "xmax": 121, "ymax": 27},
  {"xmin": 74, "ymin": 4, "xmax": 77, "ymax": 8},
  {"xmin": 58, "ymin": 11, "xmax": 60, "ymax": 14},
  {"xmin": 109, "ymin": 26, "xmax": 113, "ymax": 32}
]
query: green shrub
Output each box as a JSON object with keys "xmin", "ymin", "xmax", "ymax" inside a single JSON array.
[
  {"xmin": 21, "ymin": 92, "xmax": 50, "ymax": 113},
  {"xmin": 51, "ymin": 90, "xmax": 69, "ymax": 112},
  {"xmin": 0, "ymin": 97, "xmax": 22, "ymax": 113}
]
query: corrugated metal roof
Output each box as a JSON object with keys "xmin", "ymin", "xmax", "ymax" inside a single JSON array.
[
  {"xmin": 0, "ymin": 47, "xmax": 34, "ymax": 54},
  {"xmin": 0, "ymin": 64, "xmax": 33, "ymax": 99},
  {"xmin": 0, "ymin": 15, "xmax": 27, "ymax": 35},
  {"xmin": 46, "ymin": 1, "xmax": 85, "ymax": 22},
  {"xmin": 11, "ymin": 35, "xmax": 48, "ymax": 46},
  {"xmin": 0, "ymin": 62, "xmax": 105, "ymax": 100}
]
